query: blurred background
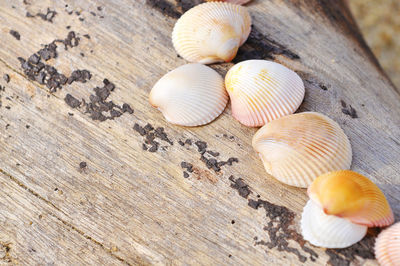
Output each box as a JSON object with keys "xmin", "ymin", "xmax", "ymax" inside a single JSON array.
[{"xmin": 349, "ymin": 0, "xmax": 400, "ymax": 89}]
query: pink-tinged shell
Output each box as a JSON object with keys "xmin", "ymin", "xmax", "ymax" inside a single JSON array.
[
  {"xmin": 172, "ymin": 2, "xmax": 251, "ymax": 64},
  {"xmin": 301, "ymin": 200, "xmax": 367, "ymax": 248},
  {"xmin": 252, "ymin": 112, "xmax": 352, "ymax": 188},
  {"xmin": 149, "ymin": 64, "xmax": 228, "ymax": 126},
  {"xmin": 225, "ymin": 60, "xmax": 305, "ymax": 127},
  {"xmin": 205, "ymin": 0, "xmax": 252, "ymax": 5},
  {"xmin": 375, "ymin": 222, "xmax": 400, "ymax": 266}
]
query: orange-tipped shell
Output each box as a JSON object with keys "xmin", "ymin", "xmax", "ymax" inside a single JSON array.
[
  {"xmin": 301, "ymin": 200, "xmax": 367, "ymax": 248},
  {"xmin": 375, "ymin": 222, "xmax": 400, "ymax": 266},
  {"xmin": 308, "ymin": 170, "xmax": 394, "ymax": 227},
  {"xmin": 172, "ymin": 2, "xmax": 251, "ymax": 64},
  {"xmin": 225, "ymin": 60, "xmax": 305, "ymax": 127},
  {"xmin": 252, "ymin": 112, "xmax": 352, "ymax": 188}
]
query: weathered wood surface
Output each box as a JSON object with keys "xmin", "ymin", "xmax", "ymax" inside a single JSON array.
[{"xmin": 0, "ymin": 0, "xmax": 399, "ymax": 265}]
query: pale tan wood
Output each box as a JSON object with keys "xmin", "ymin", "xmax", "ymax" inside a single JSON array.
[
  {"xmin": 0, "ymin": 0, "xmax": 399, "ymax": 265},
  {"xmin": 0, "ymin": 171, "xmax": 126, "ymax": 265}
]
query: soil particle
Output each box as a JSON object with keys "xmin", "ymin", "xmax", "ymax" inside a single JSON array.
[
  {"xmin": 340, "ymin": 100, "xmax": 358, "ymax": 118},
  {"xmin": 325, "ymin": 231, "xmax": 376, "ymax": 266},
  {"xmin": 183, "ymin": 171, "xmax": 189, "ymax": 178},
  {"xmin": 146, "ymin": 0, "xmax": 202, "ymax": 19},
  {"xmin": 133, "ymin": 123, "xmax": 173, "ymax": 152},
  {"xmin": 83, "ymin": 79, "xmax": 132, "ymax": 121},
  {"xmin": 234, "ymin": 26, "xmax": 300, "ymax": 63},
  {"xmin": 9, "ymin": 30, "xmax": 20, "ymax": 40},
  {"xmin": 229, "ymin": 176, "xmax": 251, "ymax": 198},
  {"xmin": 64, "ymin": 94, "xmax": 81, "ymax": 108},
  {"xmin": 319, "ymin": 84, "xmax": 328, "ymax": 90},
  {"xmin": 178, "ymin": 140, "xmax": 185, "ymax": 146},
  {"xmin": 195, "ymin": 141, "xmax": 207, "ymax": 154},
  {"xmin": 229, "ymin": 177, "xmax": 318, "ymax": 262},
  {"xmin": 79, "ymin": 161, "xmax": 87, "ymax": 169},
  {"xmin": 3, "ymin": 74, "xmax": 10, "ymax": 83},
  {"xmin": 17, "ymin": 31, "xmax": 82, "ymax": 92},
  {"xmin": 67, "ymin": 69, "xmax": 92, "ymax": 84},
  {"xmin": 181, "ymin": 161, "xmax": 193, "ymax": 173},
  {"xmin": 37, "ymin": 8, "xmax": 57, "ymax": 22},
  {"xmin": 83, "ymin": 34, "xmax": 90, "ymax": 39}
]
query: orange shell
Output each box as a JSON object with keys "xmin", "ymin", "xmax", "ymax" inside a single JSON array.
[
  {"xmin": 375, "ymin": 222, "xmax": 400, "ymax": 266},
  {"xmin": 308, "ymin": 170, "xmax": 394, "ymax": 227}
]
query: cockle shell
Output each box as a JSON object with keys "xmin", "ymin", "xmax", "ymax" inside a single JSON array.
[
  {"xmin": 172, "ymin": 2, "xmax": 251, "ymax": 64},
  {"xmin": 375, "ymin": 222, "xmax": 400, "ymax": 266},
  {"xmin": 149, "ymin": 64, "xmax": 228, "ymax": 126},
  {"xmin": 301, "ymin": 199, "xmax": 368, "ymax": 248},
  {"xmin": 252, "ymin": 112, "xmax": 352, "ymax": 188},
  {"xmin": 308, "ymin": 170, "xmax": 394, "ymax": 227},
  {"xmin": 225, "ymin": 60, "xmax": 305, "ymax": 127},
  {"xmin": 205, "ymin": 0, "xmax": 252, "ymax": 5}
]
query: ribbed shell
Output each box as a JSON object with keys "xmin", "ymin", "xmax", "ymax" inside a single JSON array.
[
  {"xmin": 375, "ymin": 222, "xmax": 400, "ymax": 266},
  {"xmin": 149, "ymin": 64, "xmax": 228, "ymax": 126},
  {"xmin": 225, "ymin": 60, "xmax": 305, "ymax": 127},
  {"xmin": 301, "ymin": 200, "xmax": 368, "ymax": 248},
  {"xmin": 308, "ymin": 170, "xmax": 394, "ymax": 227},
  {"xmin": 205, "ymin": 0, "xmax": 251, "ymax": 4},
  {"xmin": 252, "ymin": 112, "xmax": 352, "ymax": 188},
  {"xmin": 172, "ymin": 2, "xmax": 251, "ymax": 64}
]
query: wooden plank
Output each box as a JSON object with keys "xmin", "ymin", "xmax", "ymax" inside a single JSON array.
[
  {"xmin": 0, "ymin": 0, "xmax": 399, "ymax": 265},
  {"xmin": 0, "ymin": 171, "xmax": 126, "ymax": 265}
]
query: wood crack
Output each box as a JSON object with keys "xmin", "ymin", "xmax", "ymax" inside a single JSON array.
[{"xmin": 0, "ymin": 168, "xmax": 131, "ymax": 265}]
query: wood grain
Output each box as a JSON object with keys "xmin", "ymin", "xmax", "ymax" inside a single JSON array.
[{"xmin": 0, "ymin": 0, "xmax": 399, "ymax": 265}]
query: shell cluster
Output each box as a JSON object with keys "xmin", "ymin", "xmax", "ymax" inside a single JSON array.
[
  {"xmin": 148, "ymin": 1, "xmax": 396, "ymax": 258},
  {"xmin": 301, "ymin": 170, "xmax": 394, "ymax": 248}
]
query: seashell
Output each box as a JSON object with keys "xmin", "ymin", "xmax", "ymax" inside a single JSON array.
[
  {"xmin": 205, "ymin": 0, "xmax": 252, "ymax": 5},
  {"xmin": 225, "ymin": 60, "xmax": 305, "ymax": 127},
  {"xmin": 149, "ymin": 64, "xmax": 228, "ymax": 126},
  {"xmin": 308, "ymin": 170, "xmax": 394, "ymax": 227},
  {"xmin": 375, "ymin": 222, "xmax": 400, "ymax": 266},
  {"xmin": 301, "ymin": 199, "xmax": 368, "ymax": 248},
  {"xmin": 172, "ymin": 2, "xmax": 251, "ymax": 64},
  {"xmin": 252, "ymin": 112, "xmax": 352, "ymax": 188}
]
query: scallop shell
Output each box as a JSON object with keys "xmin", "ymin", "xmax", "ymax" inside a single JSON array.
[
  {"xmin": 375, "ymin": 222, "xmax": 400, "ymax": 266},
  {"xmin": 252, "ymin": 112, "xmax": 352, "ymax": 187},
  {"xmin": 301, "ymin": 199, "xmax": 367, "ymax": 248},
  {"xmin": 308, "ymin": 170, "xmax": 394, "ymax": 227},
  {"xmin": 149, "ymin": 64, "xmax": 228, "ymax": 126},
  {"xmin": 172, "ymin": 2, "xmax": 251, "ymax": 64},
  {"xmin": 225, "ymin": 60, "xmax": 305, "ymax": 127},
  {"xmin": 205, "ymin": 0, "xmax": 251, "ymax": 4}
]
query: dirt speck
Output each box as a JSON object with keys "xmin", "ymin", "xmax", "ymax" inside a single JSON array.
[
  {"xmin": 3, "ymin": 74, "xmax": 10, "ymax": 83},
  {"xmin": 79, "ymin": 161, "xmax": 87, "ymax": 169},
  {"xmin": 9, "ymin": 30, "xmax": 20, "ymax": 40}
]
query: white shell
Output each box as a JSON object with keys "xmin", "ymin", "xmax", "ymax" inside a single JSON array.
[
  {"xmin": 172, "ymin": 2, "xmax": 251, "ymax": 64},
  {"xmin": 252, "ymin": 112, "xmax": 352, "ymax": 188},
  {"xmin": 301, "ymin": 200, "xmax": 367, "ymax": 248},
  {"xmin": 225, "ymin": 60, "xmax": 305, "ymax": 127},
  {"xmin": 375, "ymin": 222, "xmax": 400, "ymax": 266},
  {"xmin": 149, "ymin": 64, "xmax": 228, "ymax": 126},
  {"xmin": 205, "ymin": 0, "xmax": 252, "ymax": 4}
]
